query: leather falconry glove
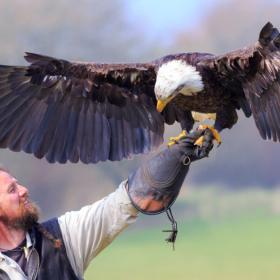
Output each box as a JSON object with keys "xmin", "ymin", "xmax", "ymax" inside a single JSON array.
[{"xmin": 127, "ymin": 128, "xmax": 215, "ymax": 247}]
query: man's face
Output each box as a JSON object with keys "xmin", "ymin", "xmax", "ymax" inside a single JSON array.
[{"xmin": 0, "ymin": 171, "xmax": 39, "ymax": 230}]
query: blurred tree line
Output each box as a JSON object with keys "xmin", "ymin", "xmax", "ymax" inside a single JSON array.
[{"xmin": 0, "ymin": 0, "xmax": 279, "ymax": 219}]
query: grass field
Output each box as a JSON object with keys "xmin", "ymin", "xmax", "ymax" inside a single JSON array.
[{"xmin": 85, "ymin": 187, "xmax": 280, "ymax": 279}]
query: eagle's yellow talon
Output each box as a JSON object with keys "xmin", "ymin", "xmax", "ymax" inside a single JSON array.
[
  {"xmin": 194, "ymin": 136, "xmax": 205, "ymax": 147},
  {"xmin": 167, "ymin": 140, "xmax": 176, "ymax": 147},
  {"xmin": 179, "ymin": 130, "xmax": 188, "ymax": 138},
  {"xmin": 167, "ymin": 130, "xmax": 188, "ymax": 147},
  {"xmin": 197, "ymin": 125, "xmax": 222, "ymax": 145}
]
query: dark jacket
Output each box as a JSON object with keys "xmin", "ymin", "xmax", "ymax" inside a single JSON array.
[{"xmin": 0, "ymin": 218, "xmax": 79, "ymax": 280}]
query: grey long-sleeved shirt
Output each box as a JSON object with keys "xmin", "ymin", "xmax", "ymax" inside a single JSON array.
[{"xmin": 0, "ymin": 180, "xmax": 138, "ymax": 280}]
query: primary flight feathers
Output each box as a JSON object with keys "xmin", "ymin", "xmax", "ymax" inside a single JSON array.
[{"xmin": 0, "ymin": 22, "xmax": 279, "ymax": 163}]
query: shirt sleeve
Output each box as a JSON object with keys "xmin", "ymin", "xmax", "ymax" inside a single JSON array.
[{"xmin": 58, "ymin": 180, "xmax": 138, "ymax": 278}]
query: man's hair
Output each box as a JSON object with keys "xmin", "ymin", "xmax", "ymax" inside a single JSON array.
[{"xmin": 35, "ymin": 223, "xmax": 62, "ymax": 249}]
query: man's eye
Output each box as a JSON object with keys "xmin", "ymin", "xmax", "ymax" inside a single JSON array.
[
  {"xmin": 9, "ymin": 185, "xmax": 16, "ymax": 193},
  {"xmin": 176, "ymin": 85, "xmax": 184, "ymax": 91}
]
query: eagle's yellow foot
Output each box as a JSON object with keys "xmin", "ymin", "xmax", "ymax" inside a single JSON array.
[
  {"xmin": 168, "ymin": 130, "xmax": 188, "ymax": 147},
  {"xmin": 194, "ymin": 125, "xmax": 222, "ymax": 147}
]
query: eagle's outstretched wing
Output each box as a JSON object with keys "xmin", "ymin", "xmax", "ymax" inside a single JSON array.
[
  {"xmin": 198, "ymin": 22, "xmax": 280, "ymax": 141},
  {"xmin": 0, "ymin": 53, "xmax": 164, "ymax": 163}
]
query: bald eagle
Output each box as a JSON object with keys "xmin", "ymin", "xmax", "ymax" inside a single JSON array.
[{"xmin": 0, "ymin": 22, "xmax": 279, "ymax": 163}]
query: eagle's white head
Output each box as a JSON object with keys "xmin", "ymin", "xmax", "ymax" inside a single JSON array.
[{"xmin": 155, "ymin": 60, "xmax": 204, "ymax": 112}]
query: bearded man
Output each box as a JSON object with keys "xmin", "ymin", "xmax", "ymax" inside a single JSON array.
[{"xmin": 0, "ymin": 128, "xmax": 214, "ymax": 280}]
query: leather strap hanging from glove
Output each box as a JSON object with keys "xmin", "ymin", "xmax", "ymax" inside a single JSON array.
[{"xmin": 127, "ymin": 128, "xmax": 214, "ymax": 247}]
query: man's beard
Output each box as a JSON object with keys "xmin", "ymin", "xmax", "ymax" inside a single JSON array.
[{"xmin": 0, "ymin": 200, "xmax": 40, "ymax": 231}]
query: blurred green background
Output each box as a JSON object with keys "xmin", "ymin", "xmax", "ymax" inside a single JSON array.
[
  {"xmin": 0, "ymin": 0, "xmax": 280, "ymax": 278},
  {"xmin": 86, "ymin": 186, "xmax": 280, "ymax": 279}
]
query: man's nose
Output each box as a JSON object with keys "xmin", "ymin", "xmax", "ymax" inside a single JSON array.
[{"xmin": 18, "ymin": 185, "xmax": 28, "ymax": 197}]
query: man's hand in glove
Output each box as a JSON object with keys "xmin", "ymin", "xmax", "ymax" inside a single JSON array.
[{"xmin": 127, "ymin": 127, "xmax": 215, "ymax": 215}]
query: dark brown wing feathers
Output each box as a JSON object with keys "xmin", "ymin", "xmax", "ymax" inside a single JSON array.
[
  {"xmin": 243, "ymin": 23, "xmax": 280, "ymax": 141},
  {"xmin": 200, "ymin": 22, "xmax": 280, "ymax": 141},
  {"xmin": 0, "ymin": 53, "xmax": 164, "ymax": 163}
]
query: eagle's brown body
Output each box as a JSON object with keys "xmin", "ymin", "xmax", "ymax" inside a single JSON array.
[
  {"xmin": 0, "ymin": 22, "xmax": 279, "ymax": 163},
  {"xmin": 174, "ymin": 91, "xmax": 228, "ymax": 113}
]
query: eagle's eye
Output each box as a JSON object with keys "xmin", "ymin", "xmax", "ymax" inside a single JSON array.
[{"xmin": 176, "ymin": 84, "xmax": 184, "ymax": 92}]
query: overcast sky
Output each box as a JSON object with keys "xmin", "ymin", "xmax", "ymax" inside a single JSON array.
[
  {"xmin": 125, "ymin": 0, "xmax": 280, "ymax": 44},
  {"xmin": 125, "ymin": 0, "xmax": 219, "ymax": 41}
]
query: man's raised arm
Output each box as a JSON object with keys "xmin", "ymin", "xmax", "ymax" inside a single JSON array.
[{"xmin": 58, "ymin": 128, "xmax": 214, "ymax": 279}]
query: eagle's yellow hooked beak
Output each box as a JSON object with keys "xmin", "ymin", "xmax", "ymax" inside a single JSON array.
[{"xmin": 156, "ymin": 99, "xmax": 168, "ymax": 113}]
